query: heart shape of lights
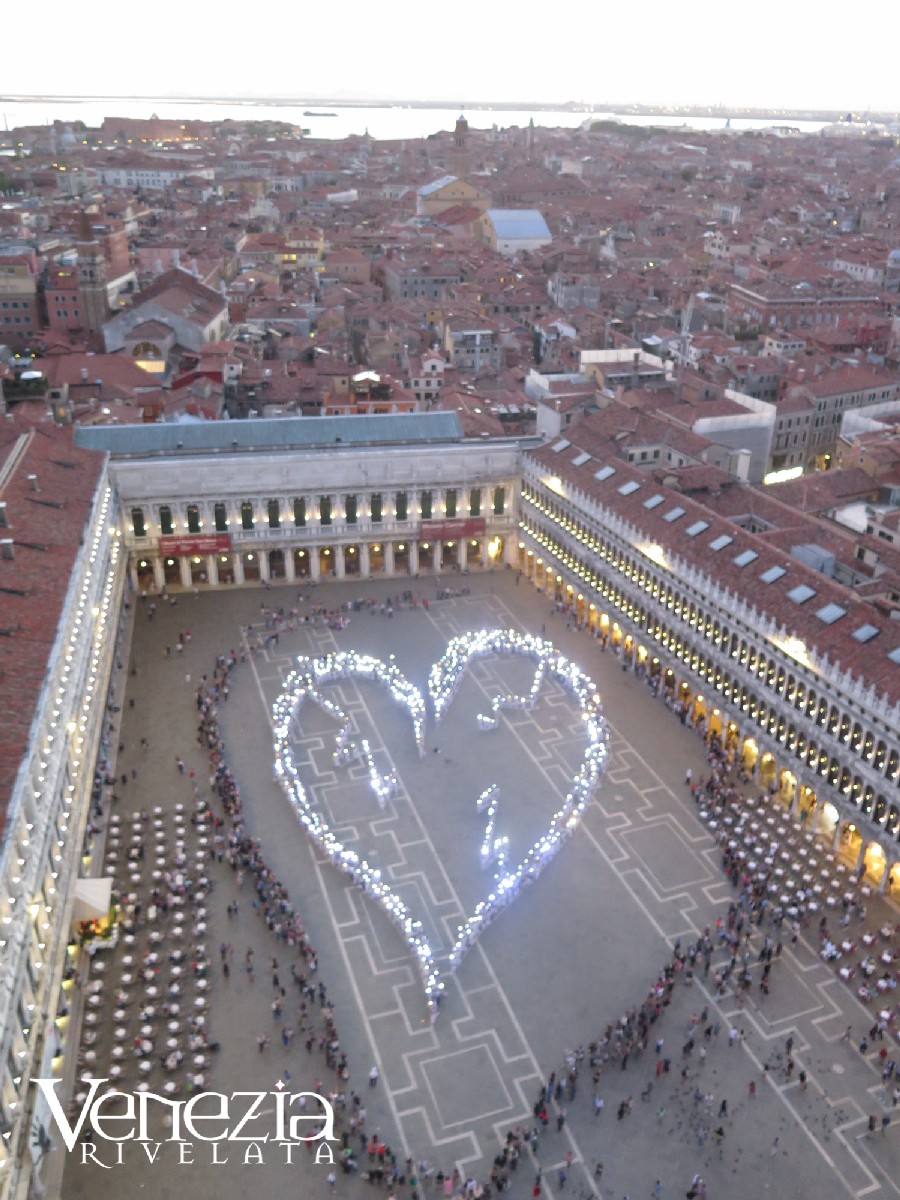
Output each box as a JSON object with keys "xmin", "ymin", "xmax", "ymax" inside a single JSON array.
[{"xmin": 272, "ymin": 629, "xmax": 608, "ymax": 1018}]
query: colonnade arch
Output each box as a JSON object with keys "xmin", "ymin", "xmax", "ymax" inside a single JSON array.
[{"xmin": 516, "ymin": 493, "xmax": 900, "ymax": 893}]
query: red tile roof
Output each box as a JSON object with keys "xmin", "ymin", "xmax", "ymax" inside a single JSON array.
[
  {"xmin": 525, "ymin": 418, "xmax": 900, "ymax": 704},
  {"xmin": 0, "ymin": 407, "xmax": 106, "ymax": 836}
]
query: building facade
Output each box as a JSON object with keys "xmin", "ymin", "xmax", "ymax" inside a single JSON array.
[
  {"xmin": 78, "ymin": 415, "xmax": 522, "ymax": 594},
  {"xmin": 517, "ymin": 440, "xmax": 900, "ymax": 897},
  {"xmin": 0, "ymin": 436, "xmax": 123, "ymax": 1200}
]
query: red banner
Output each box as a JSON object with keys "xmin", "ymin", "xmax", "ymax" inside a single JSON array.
[
  {"xmin": 158, "ymin": 533, "xmax": 233, "ymax": 556},
  {"xmin": 418, "ymin": 517, "xmax": 486, "ymax": 540}
]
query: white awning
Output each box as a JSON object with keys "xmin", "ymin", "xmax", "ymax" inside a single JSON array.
[{"xmin": 72, "ymin": 877, "xmax": 113, "ymax": 922}]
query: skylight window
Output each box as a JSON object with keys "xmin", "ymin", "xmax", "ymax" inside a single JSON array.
[
  {"xmin": 733, "ymin": 549, "xmax": 758, "ymax": 567},
  {"xmin": 643, "ymin": 494, "xmax": 665, "ymax": 509},
  {"xmin": 686, "ymin": 520, "xmax": 709, "ymax": 537},
  {"xmin": 571, "ymin": 451, "xmax": 591, "ymax": 466},
  {"xmin": 852, "ymin": 623, "xmax": 879, "ymax": 644},
  {"xmin": 594, "ymin": 465, "xmax": 616, "ymax": 481},
  {"xmin": 887, "ymin": 646, "xmax": 900, "ymax": 665},
  {"xmin": 663, "ymin": 506, "xmax": 686, "ymax": 523},
  {"xmin": 551, "ymin": 438, "xmax": 571, "ymax": 452},
  {"xmin": 760, "ymin": 565, "xmax": 786, "ymax": 584},
  {"xmin": 618, "ymin": 480, "xmax": 640, "ymax": 496},
  {"xmin": 787, "ymin": 584, "xmax": 816, "ymax": 604},
  {"xmin": 816, "ymin": 602, "xmax": 847, "ymax": 624},
  {"xmin": 709, "ymin": 534, "xmax": 733, "ymax": 551}
]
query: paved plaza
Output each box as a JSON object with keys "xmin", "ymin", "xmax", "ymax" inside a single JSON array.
[{"xmin": 60, "ymin": 570, "xmax": 900, "ymax": 1200}]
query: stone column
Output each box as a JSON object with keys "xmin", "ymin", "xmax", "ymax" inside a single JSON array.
[
  {"xmin": 178, "ymin": 557, "xmax": 192, "ymax": 589},
  {"xmin": 284, "ymin": 550, "xmax": 296, "ymax": 582},
  {"xmin": 206, "ymin": 554, "xmax": 219, "ymax": 587},
  {"xmin": 360, "ymin": 543, "xmax": 370, "ymax": 577},
  {"xmin": 233, "ymin": 554, "xmax": 245, "ymax": 585},
  {"xmin": 259, "ymin": 552, "xmax": 270, "ymax": 583},
  {"xmin": 310, "ymin": 550, "xmax": 321, "ymax": 582},
  {"xmin": 458, "ymin": 539, "xmax": 468, "ymax": 572},
  {"xmin": 384, "ymin": 542, "xmax": 395, "ymax": 576},
  {"xmin": 128, "ymin": 559, "xmax": 140, "ymax": 591},
  {"xmin": 433, "ymin": 540, "xmax": 442, "ymax": 573},
  {"xmin": 481, "ymin": 539, "xmax": 490, "ymax": 569},
  {"xmin": 152, "ymin": 557, "xmax": 165, "ymax": 591},
  {"xmin": 335, "ymin": 547, "xmax": 346, "ymax": 578},
  {"xmin": 408, "ymin": 542, "xmax": 419, "ymax": 575}
]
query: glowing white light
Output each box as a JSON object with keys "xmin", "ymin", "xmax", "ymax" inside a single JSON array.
[{"xmin": 271, "ymin": 632, "xmax": 608, "ymax": 1018}]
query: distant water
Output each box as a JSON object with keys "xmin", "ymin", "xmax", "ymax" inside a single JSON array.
[{"xmin": 0, "ymin": 98, "xmax": 830, "ymax": 139}]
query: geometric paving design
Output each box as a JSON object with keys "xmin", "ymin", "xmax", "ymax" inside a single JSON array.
[{"xmin": 61, "ymin": 576, "xmax": 900, "ymax": 1200}]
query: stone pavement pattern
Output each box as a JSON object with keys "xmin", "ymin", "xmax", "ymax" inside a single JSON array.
[{"xmin": 60, "ymin": 573, "xmax": 900, "ymax": 1200}]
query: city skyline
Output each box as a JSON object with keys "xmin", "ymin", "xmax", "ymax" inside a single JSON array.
[{"xmin": 13, "ymin": 0, "xmax": 900, "ymax": 113}]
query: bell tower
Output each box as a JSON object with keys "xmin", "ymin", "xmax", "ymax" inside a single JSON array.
[
  {"xmin": 76, "ymin": 210, "xmax": 109, "ymax": 337},
  {"xmin": 448, "ymin": 112, "xmax": 470, "ymax": 179}
]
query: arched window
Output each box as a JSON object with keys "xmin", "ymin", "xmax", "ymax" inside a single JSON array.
[
  {"xmin": 131, "ymin": 507, "xmax": 146, "ymax": 537},
  {"xmin": 187, "ymin": 504, "xmax": 201, "ymax": 534},
  {"xmin": 267, "ymin": 500, "xmax": 281, "ymax": 529},
  {"xmin": 240, "ymin": 501, "xmax": 255, "ymax": 531},
  {"xmin": 214, "ymin": 503, "xmax": 228, "ymax": 532},
  {"xmin": 159, "ymin": 505, "xmax": 174, "ymax": 536}
]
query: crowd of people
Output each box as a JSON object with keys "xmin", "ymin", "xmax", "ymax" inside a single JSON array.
[
  {"xmin": 77, "ymin": 579, "xmax": 899, "ymax": 1199},
  {"xmin": 183, "ymin": 601, "xmax": 747, "ymax": 1197}
]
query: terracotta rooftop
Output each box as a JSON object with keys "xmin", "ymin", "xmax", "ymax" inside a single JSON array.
[
  {"xmin": 526, "ymin": 416, "xmax": 900, "ymax": 704},
  {"xmin": 0, "ymin": 407, "xmax": 106, "ymax": 837}
]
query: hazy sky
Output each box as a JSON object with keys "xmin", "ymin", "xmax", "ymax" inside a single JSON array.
[{"xmin": 11, "ymin": 0, "xmax": 899, "ymax": 111}]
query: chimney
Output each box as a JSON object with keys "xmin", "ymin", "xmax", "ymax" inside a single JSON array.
[
  {"xmin": 1, "ymin": 539, "xmax": 14, "ymax": 560},
  {"xmin": 81, "ymin": 367, "xmax": 89, "ymax": 382},
  {"xmin": 27, "ymin": 474, "xmax": 38, "ymax": 492},
  {"xmin": 0, "ymin": 501, "xmax": 6, "ymax": 528}
]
